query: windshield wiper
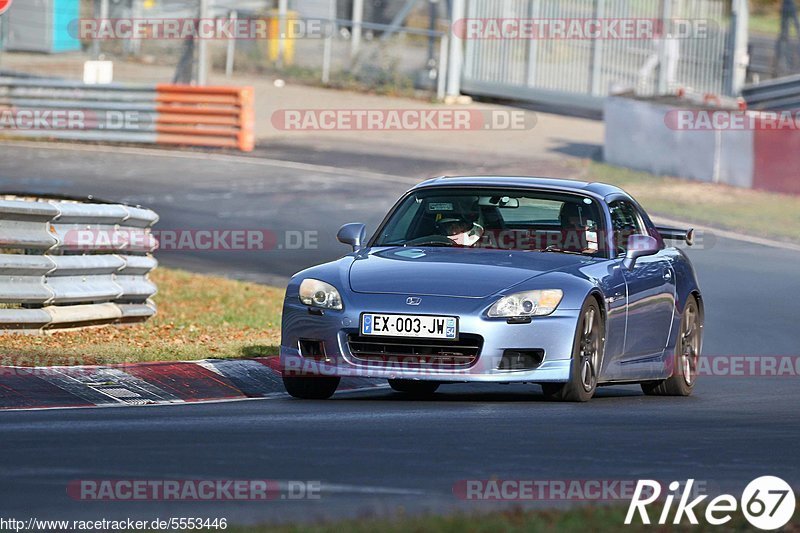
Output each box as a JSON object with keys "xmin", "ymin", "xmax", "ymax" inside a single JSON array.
[
  {"xmin": 403, "ymin": 240, "xmax": 454, "ymax": 247},
  {"xmin": 541, "ymin": 246, "xmax": 587, "ymax": 256}
]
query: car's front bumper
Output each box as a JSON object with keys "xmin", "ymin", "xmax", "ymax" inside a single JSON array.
[{"xmin": 280, "ymin": 293, "xmax": 580, "ymax": 383}]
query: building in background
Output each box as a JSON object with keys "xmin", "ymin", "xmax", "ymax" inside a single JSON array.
[{"xmin": 2, "ymin": 0, "xmax": 81, "ymax": 52}]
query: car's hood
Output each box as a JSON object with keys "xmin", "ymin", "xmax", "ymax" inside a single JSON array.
[{"xmin": 348, "ymin": 247, "xmax": 586, "ymax": 298}]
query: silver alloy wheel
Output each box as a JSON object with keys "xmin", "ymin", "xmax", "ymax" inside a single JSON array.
[
  {"xmin": 680, "ymin": 302, "xmax": 701, "ymax": 386},
  {"xmin": 579, "ymin": 307, "xmax": 601, "ymax": 392}
]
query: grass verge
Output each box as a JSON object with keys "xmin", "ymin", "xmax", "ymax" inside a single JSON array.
[
  {"xmin": 0, "ymin": 268, "xmax": 284, "ymax": 367},
  {"xmin": 219, "ymin": 505, "xmax": 773, "ymax": 533},
  {"xmin": 580, "ymin": 160, "xmax": 800, "ymax": 244}
]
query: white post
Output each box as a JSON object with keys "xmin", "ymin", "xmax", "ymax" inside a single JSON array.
[
  {"xmin": 728, "ymin": 0, "xmax": 750, "ymax": 95},
  {"xmin": 437, "ymin": 33, "xmax": 448, "ymax": 101},
  {"xmin": 197, "ymin": 0, "xmax": 209, "ymax": 85},
  {"xmin": 351, "ymin": 0, "xmax": 364, "ymax": 58},
  {"xmin": 446, "ymin": 0, "xmax": 465, "ymax": 97},
  {"xmin": 589, "ymin": 0, "xmax": 605, "ymax": 95},
  {"xmin": 322, "ymin": 33, "xmax": 332, "ymax": 83},
  {"xmin": 225, "ymin": 10, "xmax": 237, "ymax": 78},
  {"xmin": 656, "ymin": 0, "xmax": 672, "ymax": 94}
]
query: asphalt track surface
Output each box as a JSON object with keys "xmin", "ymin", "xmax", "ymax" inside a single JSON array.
[{"xmin": 0, "ymin": 142, "xmax": 798, "ymax": 525}]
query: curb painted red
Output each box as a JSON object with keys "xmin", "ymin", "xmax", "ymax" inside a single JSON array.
[{"xmin": 0, "ymin": 358, "xmax": 383, "ymax": 411}]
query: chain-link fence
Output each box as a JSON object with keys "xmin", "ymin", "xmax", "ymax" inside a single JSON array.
[{"xmin": 0, "ymin": 0, "xmax": 450, "ymax": 96}]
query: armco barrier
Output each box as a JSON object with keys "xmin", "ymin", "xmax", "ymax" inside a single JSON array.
[
  {"xmin": 0, "ymin": 78, "xmax": 254, "ymax": 151},
  {"xmin": 0, "ymin": 196, "xmax": 159, "ymax": 333},
  {"xmin": 741, "ymin": 74, "xmax": 800, "ymax": 111}
]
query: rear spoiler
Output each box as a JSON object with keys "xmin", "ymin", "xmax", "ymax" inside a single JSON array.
[{"xmin": 656, "ymin": 226, "xmax": 694, "ymax": 246}]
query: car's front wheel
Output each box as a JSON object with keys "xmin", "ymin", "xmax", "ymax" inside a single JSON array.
[
  {"xmin": 641, "ymin": 294, "xmax": 702, "ymax": 396},
  {"xmin": 388, "ymin": 379, "xmax": 439, "ymax": 396},
  {"xmin": 283, "ymin": 376, "xmax": 340, "ymax": 399},
  {"xmin": 542, "ymin": 298, "xmax": 604, "ymax": 402}
]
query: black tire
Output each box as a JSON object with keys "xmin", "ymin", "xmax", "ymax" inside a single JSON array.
[
  {"xmin": 642, "ymin": 295, "xmax": 702, "ymax": 396},
  {"xmin": 542, "ymin": 298, "xmax": 605, "ymax": 402},
  {"xmin": 282, "ymin": 376, "xmax": 340, "ymax": 399},
  {"xmin": 388, "ymin": 379, "xmax": 439, "ymax": 396}
]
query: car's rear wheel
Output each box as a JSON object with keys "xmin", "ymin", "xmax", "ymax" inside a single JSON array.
[
  {"xmin": 283, "ymin": 376, "xmax": 340, "ymax": 399},
  {"xmin": 641, "ymin": 295, "xmax": 702, "ymax": 396},
  {"xmin": 388, "ymin": 379, "xmax": 439, "ymax": 396},
  {"xmin": 542, "ymin": 298, "xmax": 604, "ymax": 402}
]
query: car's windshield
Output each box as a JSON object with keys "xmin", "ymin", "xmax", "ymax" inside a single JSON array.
[{"xmin": 374, "ymin": 188, "xmax": 605, "ymax": 256}]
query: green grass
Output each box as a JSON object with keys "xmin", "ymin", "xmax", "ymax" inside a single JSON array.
[
  {"xmin": 0, "ymin": 268, "xmax": 284, "ymax": 367},
  {"xmin": 215, "ymin": 505, "xmax": 772, "ymax": 533},
  {"xmin": 749, "ymin": 0, "xmax": 782, "ymax": 36},
  {"xmin": 750, "ymin": 12, "xmax": 782, "ymax": 36},
  {"xmin": 580, "ymin": 161, "xmax": 800, "ymax": 244}
]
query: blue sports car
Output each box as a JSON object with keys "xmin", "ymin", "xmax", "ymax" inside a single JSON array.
[{"xmin": 280, "ymin": 176, "xmax": 703, "ymax": 402}]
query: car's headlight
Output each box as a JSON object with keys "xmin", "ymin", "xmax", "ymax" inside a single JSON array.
[
  {"xmin": 299, "ymin": 279, "xmax": 343, "ymax": 310},
  {"xmin": 487, "ymin": 289, "xmax": 563, "ymax": 318}
]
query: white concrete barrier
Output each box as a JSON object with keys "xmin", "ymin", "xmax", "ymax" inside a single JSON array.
[{"xmin": 604, "ymin": 96, "xmax": 755, "ymax": 189}]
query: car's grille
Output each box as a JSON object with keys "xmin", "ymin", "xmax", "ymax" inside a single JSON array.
[{"xmin": 346, "ymin": 334, "xmax": 483, "ymax": 368}]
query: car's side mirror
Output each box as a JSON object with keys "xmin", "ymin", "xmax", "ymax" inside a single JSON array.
[
  {"xmin": 623, "ymin": 234, "xmax": 659, "ymax": 270},
  {"xmin": 337, "ymin": 223, "xmax": 366, "ymax": 251}
]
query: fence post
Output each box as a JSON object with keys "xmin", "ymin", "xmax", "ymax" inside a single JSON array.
[
  {"xmin": 197, "ymin": 0, "xmax": 210, "ymax": 85},
  {"xmin": 351, "ymin": 0, "xmax": 364, "ymax": 58},
  {"xmin": 589, "ymin": 0, "xmax": 605, "ymax": 96},
  {"xmin": 656, "ymin": 0, "xmax": 673, "ymax": 95},
  {"xmin": 726, "ymin": 0, "xmax": 749, "ymax": 95},
  {"xmin": 525, "ymin": 0, "xmax": 541, "ymax": 87},
  {"xmin": 92, "ymin": 0, "xmax": 110, "ymax": 59},
  {"xmin": 278, "ymin": 0, "xmax": 288, "ymax": 67},
  {"xmin": 446, "ymin": 0, "xmax": 465, "ymax": 97},
  {"xmin": 437, "ymin": 33, "xmax": 449, "ymax": 100},
  {"xmin": 225, "ymin": 10, "xmax": 238, "ymax": 78}
]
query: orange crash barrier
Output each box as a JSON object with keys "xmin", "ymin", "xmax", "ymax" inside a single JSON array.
[
  {"xmin": 154, "ymin": 85, "xmax": 255, "ymax": 152},
  {"xmin": 0, "ymin": 77, "xmax": 256, "ymax": 152}
]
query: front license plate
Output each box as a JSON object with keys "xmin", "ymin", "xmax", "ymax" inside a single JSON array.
[{"xmin": 361, "ymin": 313, "xmax": 458, "ymax": 340}]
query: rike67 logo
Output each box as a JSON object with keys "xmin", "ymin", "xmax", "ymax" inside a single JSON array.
[
  {"xmin": 626, "ymin": 476, "xmax": 796, "ymax": 530},
  {"xmin": 0, "ymin": 0, "xmax": 12, "ymax": 16}
]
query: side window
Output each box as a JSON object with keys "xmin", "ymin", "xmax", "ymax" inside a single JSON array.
[{"xmin": 609, "ymin": 201, "xmax": 645, "ymax": 256}]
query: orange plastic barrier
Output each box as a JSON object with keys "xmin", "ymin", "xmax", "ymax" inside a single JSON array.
[{"xmin": 154, "ymin": 85, "xmax": 255, "ymax": 152}]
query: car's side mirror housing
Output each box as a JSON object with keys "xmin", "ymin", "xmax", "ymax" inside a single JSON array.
[
  {"xmin": 623, "ymin": 234, "xmax": 659, "ymax": 270},
  {"xmin": 337, "ymin": 223, "xmax": 366, "ymax": 251}
]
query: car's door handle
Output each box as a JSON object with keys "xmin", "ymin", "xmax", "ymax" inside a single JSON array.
[
  {"xmin": 607, "ymin": 291, "xmax": 624, "ymax": 304},
  {"xmin": 663, "ymin": 269, "xmax": 673, "ymax": 281}
]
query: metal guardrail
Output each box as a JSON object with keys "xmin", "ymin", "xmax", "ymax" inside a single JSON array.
[
  {"xmin": 0, "ymin": 78, "xmax": 255, "ymax": 151},
  {"xmin": 0, "ymin": 196, "xmax": 159, "ymax": 333},
  {"xmin": 741, "ymin": 74, "xmax": 800, "ymax": 110}
]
